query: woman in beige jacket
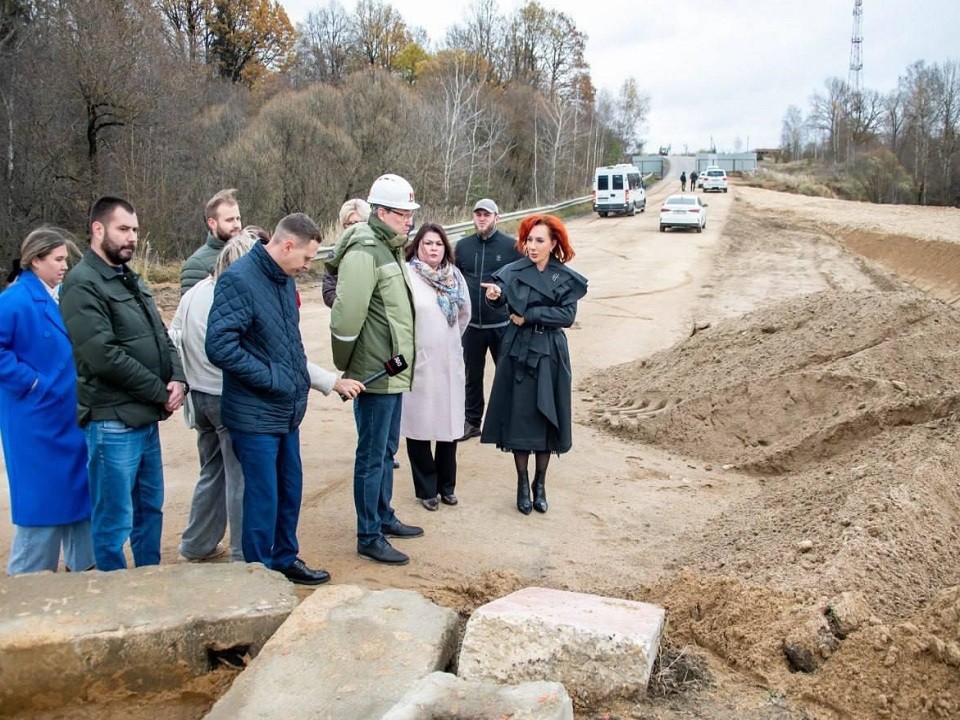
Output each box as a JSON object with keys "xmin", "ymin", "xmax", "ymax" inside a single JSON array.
[{"xmin": 400, "ymin": 223, "xmax": 471, "ymax": 510}]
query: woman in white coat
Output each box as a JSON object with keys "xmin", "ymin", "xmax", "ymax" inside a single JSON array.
[{"xmin": 401, "ymin": 223, "xmax": 471, "ymax": 510}]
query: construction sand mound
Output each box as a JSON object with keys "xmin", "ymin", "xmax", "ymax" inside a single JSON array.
[
  {"xmin": 582, "ymin": 287, "xmax": 960, "ymax": 718},
  {"xmin": 582, "ymin": 288, "xmax": 960, "ymax": 473}
]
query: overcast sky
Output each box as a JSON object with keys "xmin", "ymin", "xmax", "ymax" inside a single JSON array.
[{"xmin": 280, "ymin": 0, "xmax": 959, "ymax": 153}]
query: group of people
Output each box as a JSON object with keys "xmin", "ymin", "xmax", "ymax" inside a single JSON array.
[
  {"xmin": 0, "ymin": 172, "xmax": 588, "ymax": 584},
  {"xmin": 679, "ymin": 171, "xmax": 699, "ymax": 192}
]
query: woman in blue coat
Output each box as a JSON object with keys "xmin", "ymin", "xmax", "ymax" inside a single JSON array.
[{"xmin": 0, "ymin": 227, "xmax": 94, "ymax": 574}]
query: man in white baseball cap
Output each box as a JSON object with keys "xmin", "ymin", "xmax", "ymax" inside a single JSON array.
[{"xmin": 454, "ymin": 197, "xmax": 523, "ymax": 440}]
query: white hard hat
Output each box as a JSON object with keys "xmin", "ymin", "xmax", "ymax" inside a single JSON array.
[{"xmin": 367, "ymin": 174, "xmax": 420, "ymax": 210}]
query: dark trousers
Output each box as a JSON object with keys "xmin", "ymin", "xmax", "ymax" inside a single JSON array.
[
  {"xmin": 406, "ymin": 439, "xmax": 457, "ymax": 499},
  {"xmin": 462, "ymin": 325, "xmax": 506, "ymax": 427},
  {"xmin": 229, "ymin": 428, "xmax": 302, "ymax": 570}
]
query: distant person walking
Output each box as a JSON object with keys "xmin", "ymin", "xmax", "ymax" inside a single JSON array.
[
  {"xmin": 690, "ymin": 170, "xmax": 698, "ymax": 190},
  {"xmin": 680, "ymin": 171, "xmax": 687, "ymax": 192},
  {"xmin": 480, "ymin": 214, "xmax": 588, "ymax": 515},
  {"xmin": 0, "ymin": 227, "xmax": 94, "ymax": 575},
  {"xmin": 60, "ymin": 196, "xmax": 187, "ymax": 571}
]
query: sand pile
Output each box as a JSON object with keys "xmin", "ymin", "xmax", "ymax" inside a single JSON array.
[
  {"xmin": 581, "ymin": 287, "xmax": 960, "ymax": 717},
  {"xmin": 582, "ymin": 288, "xmax": 960, "ymax": 473}
]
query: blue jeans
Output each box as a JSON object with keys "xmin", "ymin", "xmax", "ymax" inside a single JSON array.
[
  {"xmin": 180, "ymin": 391, "xmax": 244, "ymax": 562},
  {"xmin": 84, "ymin": 421, "xmax": 164, "ymax": 571},
  {"xmin": 229, "ymin": 428, "xmax": 302, "ymax": 570},
  {"xmin": 353, "ymin": 393, "xmax": 401, "ymax": 544},
  {"xmin": 7, "ymin": 520, "xmax": 94, "ymax": 575}
]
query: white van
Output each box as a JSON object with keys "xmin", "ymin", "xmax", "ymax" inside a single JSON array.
[{"xmin": 592, "ymin": 164, "xmax": 646, "ymax": 217}]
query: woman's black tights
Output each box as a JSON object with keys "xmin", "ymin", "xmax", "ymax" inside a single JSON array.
[{"xmin": 513, "ymin": 451, "xmax": 550, "ymax": 476}]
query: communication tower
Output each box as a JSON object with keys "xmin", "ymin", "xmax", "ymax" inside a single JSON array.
[{"xmin": 848, "ymin": 0, "xmax": 863, "ymax": 95}]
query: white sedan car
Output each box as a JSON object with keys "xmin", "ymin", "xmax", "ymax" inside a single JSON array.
[
  {"xmin": 659, "ymin": 194, "xmax": 707, "ymax": 233},
  {"xmin": 701, "ymin": 167, "xmax": 729, "ymax": 192}
]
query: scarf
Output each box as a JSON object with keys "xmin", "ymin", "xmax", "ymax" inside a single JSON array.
[{"xmin": 410, "ymin": 257, "xmax": 467, "ymax": 327}]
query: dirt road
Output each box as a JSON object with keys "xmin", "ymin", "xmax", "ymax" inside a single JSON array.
[{"xmin": 5, "ymin": 179, "xmax": 960, "ymax": 719}]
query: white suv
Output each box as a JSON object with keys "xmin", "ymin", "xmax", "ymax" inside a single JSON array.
[{"xmin": 701, "ymin": 167, "xmax": 728, "ymax": 193}]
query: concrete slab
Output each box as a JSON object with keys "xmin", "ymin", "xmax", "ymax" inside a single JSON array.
[
  {"xmin": 381, "ymin": 671, "xmax": 574, "ymax": 720},
  {"xmin": 204, "ymin": 585, "xmax": 460, "ymax": 720},
  {"xmin": 0, "ymin": 563, "xmax": 298, "ymax": 714},
  {"xmin": 457, "ymin": 587, "xmax": 665, "ymax": 705}
]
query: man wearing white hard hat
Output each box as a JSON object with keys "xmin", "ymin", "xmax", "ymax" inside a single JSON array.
[{"xmin": 327, "ymin": 174, "xmax": 423, "ymax": 566}]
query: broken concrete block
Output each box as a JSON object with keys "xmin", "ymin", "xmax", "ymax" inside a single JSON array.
[
  {"xmin": 458, "ymin": 587, "xmax": 665, "ymax": 704},
  {"xmin": 205, "ymin": 585, "xmax": 460, "ymax": 720},
  {"xmin": 381, "ymin": 671, "xmax": 573, "ymax": 720},
  {"xmin": 0, "ymin": 563, "xmax": 298, "ymax": 715}
]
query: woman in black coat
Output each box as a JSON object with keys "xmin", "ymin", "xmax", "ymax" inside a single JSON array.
[{"xmin": 480, "ymin": 214, "xmax": 587, "ymax": 514}]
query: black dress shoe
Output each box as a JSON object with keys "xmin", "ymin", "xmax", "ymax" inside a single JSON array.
[
  {"xmin": 278, "ymin": 558, "xmax": 331, "ymax": 586},
  {"xmin": 440, "ymin": 494, "xmax": 458, "ymax": 506},
  {"xmin": 420, "ymin": 497, "xmax": 439, "ymax": 511},
  {"xmin": 382, "ymin": 520, "xmax": 424, "ymax": 538},
  {"xmin": 358, "ymin": 538, "xmax": 409, "ymax": 565},
  {"xmin": 459, "ymin": 423, "xmax": 481, "ymax": 441}
]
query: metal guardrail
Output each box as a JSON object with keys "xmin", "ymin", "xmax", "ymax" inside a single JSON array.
[
  {"xmin": 318, "ymin": 178, "xmax": 653, "ymax": 257},
  {"xmin": 316, "ymin": 195, "xmax": 594, "ymax": 259},
  {"xmin": 442, "ymin": 195, "xmax": 592, "ymax": 243}
]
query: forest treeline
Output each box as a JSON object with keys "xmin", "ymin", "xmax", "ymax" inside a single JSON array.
[
  {"xmin": 779, "ymin": 60, "xmax": 960, "ymax": 205},
  {"xmin": 0, "ymin": 0, "xmax": 649, "ymax": 262}
]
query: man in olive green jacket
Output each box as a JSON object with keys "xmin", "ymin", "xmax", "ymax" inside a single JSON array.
[
  {"xmin": 61, "ymin": 196, "xmax": 186, "ymax": 572},
  {"xmin": 328, "ymin": 174, "xmax": 421, "ymax": 566},
  {"xmin": 179, "ymin": 189, "xmax": 242, "ymax": 295}
]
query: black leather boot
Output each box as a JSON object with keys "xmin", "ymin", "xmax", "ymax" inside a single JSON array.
[
  {"xmin": 532, "ymin": 471, "xmax": 548, "ymax": 513},
  {"xmin": 516, "ymin": 471, "xmax": 532, "ymax": 515}
]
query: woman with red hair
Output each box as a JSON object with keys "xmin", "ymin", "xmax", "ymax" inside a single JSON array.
[{"xmin": 480, "ymin": 214, "xmax": 587, "ymax": 514}]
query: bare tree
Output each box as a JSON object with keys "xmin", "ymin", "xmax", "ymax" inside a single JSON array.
[
  {"xmin": 883, "ymin": 88, "xmax": 906, "ymax": 155},
  {"xmin": 155, "ymin": 0, "xmax": 209, "ymax": 62},
  {"xmin": 901, "ymin": 61, "xmax": 940, "ymax": 204},
  {"xmin": 614, "ymin": 77, "xmax": 649, "ymax": 156},
  {"xmin": 292, "ymin": 1, "xmax": 354, "ymax": 85},
  {"xmin": 809, "ymin": 77, "xmax": 851, "ymax": 162},
  {"xmin": 781, "ymin": 105, "xmax": 805, "ymax": 161},
  {"xmin": 933, "ymin": 60, "xmax": 960, "ymax": 204},
  {"xmin": 443, "ymin": 0, "xmax": 504, "ymax": 84},
  {"xmin": 420, "ymin": 50, "xmax": 486, "ymax": 204}
]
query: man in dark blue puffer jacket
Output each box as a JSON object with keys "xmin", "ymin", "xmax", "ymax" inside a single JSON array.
[{"xmin": 206, "ymin": 213, "xmax": 362, "ymax": 585}]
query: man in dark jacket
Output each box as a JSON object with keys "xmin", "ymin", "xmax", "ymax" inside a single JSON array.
[
  {"xmin": 454, "ymin": 198, "xmax": 523, "ymax": 439},
  {"xmin": 206, "ymin": 213, "xmax": 362, "ymax": 585},
  {"xmin": 179, "ymin": 188, "xmax": 242, "ymax": 295},
  {"xmin": 60, "ymin": 196, "xmax": 187, "ymax": 571}
]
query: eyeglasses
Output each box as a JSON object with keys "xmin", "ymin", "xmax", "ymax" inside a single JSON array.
[{"xmin": 388, "ymin": 209, "xmax": 414, "ymax": 221}]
